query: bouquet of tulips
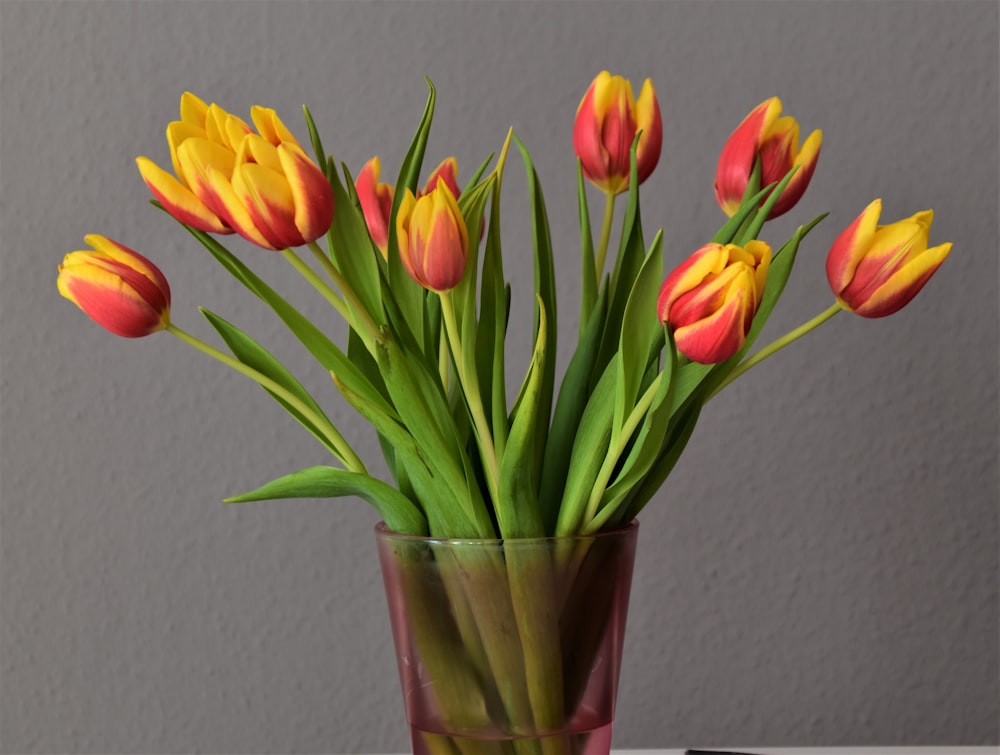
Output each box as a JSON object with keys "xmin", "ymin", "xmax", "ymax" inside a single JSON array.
[
  {"xmin": 57, "ymin": 72, "xmax": 951, "ymax": 539},
  {"xmin": 57, "ymin": 72, "xmax": 952, "ymax": 751}
]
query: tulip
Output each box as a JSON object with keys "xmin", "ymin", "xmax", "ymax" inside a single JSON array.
[
  {"xmin": 57, "ymin": 235, "xmax": 171, "ymax": 338},
  {"xmin": 573, "ymin": 71, "xmax": 662, "ymax": 195},
  {"xmin": 658, "ymin": 240, "xmax": 772, "ymax": 364},
  {"xmin": 137, "ymin": 93, "xmax": 334, "ymax": 251},
  {"xmin": 395, "ymin": 179, "xmax": 469, "ymax": 292},
  {"xmin": 826, "ymin": 199, "xmax": 952, "ymax": 318},
  {"xmin": 714, "ymin": 97, "xmax": 821, "ymax": 219},
  {"xmin": 356, "ymin": 157, "xmax": 463, "ymax": 258}
]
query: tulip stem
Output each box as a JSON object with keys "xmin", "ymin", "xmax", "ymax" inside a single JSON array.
[
  {"xmin": 165, "ymin": 323, "xmax": 368, "ymax": 475},
  {"xmin": 581, "ymin": 370, "xmax": 664, "ymax": 532},
  {"xmin": 439, "ymin": 292, "xmax": 501, "ymax": 506},
  {"xmin": 711, "ymin": 301, "xmax": 844, "ymax": 398},
  {"xmin": 302, "ymin": 243, "xmax": 382, "ymax": 350},
  {"xmin": 280, "ymin": 247, "xmax": 349, "ymax": 320},
  {"xmin": 594, "ymin": 192, "xmax": 616, "ymax": 286}
]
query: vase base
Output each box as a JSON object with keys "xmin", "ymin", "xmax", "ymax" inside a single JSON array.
[{"xmin": 409, "ymin": 721, "xmax": 613, "ymax": 755}]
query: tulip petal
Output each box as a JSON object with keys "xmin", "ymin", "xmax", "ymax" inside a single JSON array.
[
  {"xmin": 251, "ymin": 105, "xmax": 299, "ymax": 147},
  {"xmin": 657, "ymin": 243, "xmax": 728, "ymax": 319},
  {"xmin": 136, "ymin": 156, "xmax": 231, "ymax": 234},
  {"xmin": 770, "ymin": 128, "xmax": 822, "ymax": 218},
  {"xmin": 825, "ymin": 199, "xmax": 882, "ymax": 295},
  {"xmin": 634, "ymin": 78, "xmax": 663, "ymax": 184},
  {"xmin": 674, "ymin": 291, "xmax": 749, "ymax": 364},
  {"xmin": 176, "ymin": 138, "xmax": 237, "ymax": 215},
  {"xmin": 714, "ymin": 98, "xmax": 780, "ymax": 216},
  {"xmin": 423, "ymin": 157, "xmax": 460, "ymax": 198},
  {"xmin": 850, "ymin": 242, "xmax": 952, "ymax": 318},
  {"xmin": 179, "ymin": 91, "xmax": 209, "ymax": 127},
  {"xmin": 83, "ymin": 234, "xmax": 172, "ymax": 298},
  {"xmin": 277, "ymin": 143, "xmax": 335, "ymax": 246},
  {"xmin": 357, "ymin": 156, "xmax": 394, "ymax": 253},
  {"xmin": 231, "ymin": 161, "xmax": 300, "ymax": 249},
  {"xmin": 204, "ymin": 164, "xmax": 274, "ymax": 249}
]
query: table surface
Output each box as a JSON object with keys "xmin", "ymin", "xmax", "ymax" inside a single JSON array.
[{"xmin": 367, "ymin": 748, "xmax": 999, "ymax": 755}]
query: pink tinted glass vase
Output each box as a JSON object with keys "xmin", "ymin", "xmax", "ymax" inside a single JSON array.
[{"xmin": 375, "ymin": 521, "xmax": 639, "ymax": 755}]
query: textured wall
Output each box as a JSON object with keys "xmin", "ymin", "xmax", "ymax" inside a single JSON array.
[{"xmin": 1, "ymin": 1, "xmax": 997, "ymax": 753}]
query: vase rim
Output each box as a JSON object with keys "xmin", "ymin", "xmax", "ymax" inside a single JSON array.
[{"xmin": 374, "ymin": 519, "xmax": 638, "ymax": 545}]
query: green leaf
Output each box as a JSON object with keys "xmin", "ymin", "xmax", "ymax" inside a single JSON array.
[
  {"xmin": 200, "ymin": 308, "xmax": 343, "ymax": 458},
  {"xmin": 476, "ymin": 132, "xmax": 514, "ymax": 459},
  {"xmin": 332, "ymin": 370, "xmax": 478, "ymax": 538},
  {"xmin": 497, "ymin": 295, "xmax": 549, "ymax": 538},
  {"xmin": 577, "ymin": 161, "xmax": 597, "ymax": 338},
  {"xmin": 385, "ymin": 79, "xmax": 437, "ymax": 348},
  {"xmin": 325, "ymin": 165, "xmax": 384, "ymax": 326},
  {"xmin": 301, "ymin": 105, "xmax": 330, "ymax": 181},
  {"xmin": 513, "ymin": 134, "xmax": 558, "ymax": 483},
  {"xmin": 590, "ymin": 328, "xmax": 678, "ymax": 531},
  {"xmin": 553, "ymin": 356, "xmax": 619, "ymax": 536},
  {"xmin": 734, "ymin": 165, "xmax": 799, "ymax": 245},
  {"xmin": 538, "ymin": 285, "xmax": 608, "ymax": 532},
  {"xmin": 224, "ymin": 466, "xmax": 427, "ymax": 536},
  {"xmin": 709, "ymin": 182, "xmax": 777, "ymax": 245},
  {"xmin": 615, "ymin": 230, "xmax": 664, "ymax": 436},
  {"xmin": 375, "ymin": 335, "xmax": 495, "ymax": 538},
  {"xmin": 623, "ymin": 401, "xmax": 702, "ymax": 525}
]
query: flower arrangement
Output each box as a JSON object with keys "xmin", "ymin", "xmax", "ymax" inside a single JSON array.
[
  {"xmin": 56, "ymin": 72, "xmax": 953, "ymax": 753},
  {"xmin": 57, "ymin": 73, "xmax": 951, "ymax": 541}
]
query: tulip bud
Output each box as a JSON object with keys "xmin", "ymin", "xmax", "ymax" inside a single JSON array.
[
  {"xmin": 826, "ymin": 199, "xmax": 952, "ymax": 318},
  {"xmin": 57, "ymin": 235, "xmax": 171, "ymax": 338},
  {"xmin": 395, "ymin": 179, "xmax": 469, "ymax": 292},
  {"xmin": 658, "ymin": 240, "xmax": 772, "ymax": 364},
  {"xmin": 573, "ymin": 71, "xmax": 662, "ymax": 195},
  {"xmin": 137, "ymin": 93, "xmax": 334, "ymax": 251},
  {"xmin": 714, "ymin": 97, "xmax": 822, "ymax": 219}
]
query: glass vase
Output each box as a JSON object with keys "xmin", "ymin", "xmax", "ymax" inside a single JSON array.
[{"xmin": 375, "ymin": 521, "xmax": 639, "ymax": 755}]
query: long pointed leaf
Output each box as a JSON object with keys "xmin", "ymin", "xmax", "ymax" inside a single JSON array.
[{"xmin": 224, "ymin": 466, "xmax": 427, "ymax": 536}]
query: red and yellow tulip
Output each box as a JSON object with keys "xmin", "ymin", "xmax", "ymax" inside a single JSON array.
[
  {"xmin": 658, "ymin": 240, "xmax": 772, "ymax": 364},
  {"xmin": 573, "ymin": 71, "xmax": 662, "ymax": 195},
  {"xmin": 136, "ymin": 92, "xmax": 334, "ymax": 251},
  {"xmin": 356, "ymin": 157, "xmax": 462, "ymax": 258},
  {"xmin": 714, "ymin": 97, "xmax": 821, "ymax": 219},
  {"xmin": 57, "ymin": 235, "xmax": 171, "ymax": 338},
  {"xmin": 826, "ymin": 199, "xmax": 952, "ymax": 318},
  {"xmin": 395, "ymin": 179, "xmax": 469, "ymax": 292}
]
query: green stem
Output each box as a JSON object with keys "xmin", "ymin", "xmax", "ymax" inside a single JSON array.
[
  {"xmin": 711, "ymin": 301, "xmax": 844, "ymax": 399},
  {"xmin": 166, "ymin": 323, "xmax": 367, "ymax": 475},
  {"xmin": 593, "ymin": 191, "xmax": 616, "ymax": 287},
  {"xmin": 281, "ymin": 246, "xmax": 349, "ymax": 320},
  {"xmin": 301, "ymin": 242, "xmax": 382, "ymax": 348},
  {"xmin": 582, "ymin": 371, "xmax": 663, "ymax": 531},
  {"xmin": 439, "ymin": 291, "xmax": 501, "ymax": 506}
]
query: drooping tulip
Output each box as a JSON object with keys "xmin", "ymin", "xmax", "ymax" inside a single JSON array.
[
  {"xmin": 658, "ymin": 240, "xmax": 772, "ymax": 364},
  {"xmin": 714, "ymin": 97, "xmax": 821, "ymax": 219},
  {"xmin": 573, "ymin": 71, "xmax": 662, "ymax": 195},
  {"xmin": 57, "ymin": 235, "xmax": 171, "ymax": 338},
  {"xmin": 395, "ymin": 179, "xmax": 469, "ymax": 292},
  {"xmin": 137, "ymin": 93, "xmax": 334, "ymax": 251},
  {"xmin": 826, "ymin": 199, "xmax": 952, "ymax": 318}
]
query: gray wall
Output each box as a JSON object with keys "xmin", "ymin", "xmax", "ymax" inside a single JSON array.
[{"xmin": 1, "ymin": 1, "xmax": 997, "ymax": 752}]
